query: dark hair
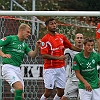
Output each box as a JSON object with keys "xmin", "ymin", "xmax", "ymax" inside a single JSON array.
[
  {"xmin": 84, "ymin": 37, "xmax": 94, "ymax": 44},
  {"xmin": 45, "ymin": 18, "xmax": 55, "ymax": 26}
]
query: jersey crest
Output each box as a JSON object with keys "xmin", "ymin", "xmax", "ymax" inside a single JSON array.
[
  {"xmin": 97, "ymin": 28, "xmax": 100, "ymax": 33},
  {"xmin": 41, "ymin": 42, "xmax": 45, "ymax": 46}
]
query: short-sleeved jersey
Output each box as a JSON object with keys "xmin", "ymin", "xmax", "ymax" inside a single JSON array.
[
  {"xmin": 64, "ymin": 48, "xmax": 79, "ymax": 81},
  {"xmin": 96, "ymin": 23, "xmax": 100, "ymax": 39},
  {"xmin": 0, "ymin": 35, "xmax": 31, "ymax": 67},
  {"xmin": 73, "ymin": 51, "xmax": 100, "ymax": 89},
  {"xmin": 40, "ymin": 33, "xmax": 72, "ymax": 69}
]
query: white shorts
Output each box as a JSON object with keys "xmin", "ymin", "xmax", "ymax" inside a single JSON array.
[
  {"xmin": 43, "ymin": 67, "xmax": 66, "ymax": 89},
  {"xmin": 2, "ymin": 64, "xmax": 24, "ymax": 92},
  {"xmin": 79, "ymin": 88, "xmax": 100, "ymax": 100},
  {"xmin": 63, "ymin": 78, "xmax": 78, "ymax": 98}
]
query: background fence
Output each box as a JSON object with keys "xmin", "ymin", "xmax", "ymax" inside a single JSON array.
[{"xmin": 0, "ymin": 15, "xmax": 99, "ymax": 100}]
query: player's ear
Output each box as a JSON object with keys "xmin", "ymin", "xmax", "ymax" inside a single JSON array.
[{"xmin": 46, "ymin": 26, "xmax": 48, "ymax": 31}]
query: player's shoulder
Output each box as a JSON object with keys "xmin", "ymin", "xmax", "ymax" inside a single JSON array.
[
  {"xmin": 64, "ymin": 48, "xmax": 72, "ymax": 54},
  {"xmin": 3, "ymin": 35, "xmax": 14, "ymax": 40},
  {"xmin": 74, "ymin": 51, "xmax": 82, "ymax": 58},
  {"xmin": 56, "ymin": 33, "xmax": 65, "ymax": 37},
  {"xmin": 41, "ymin": 33, "xmax": 49, "ymax": 41},
  {"xmin": 92, "ymin": 51, "xmax": 99, "ymax": 56},
  {"xmin": 6, "ymin": 35, "xmax": 16, "ymax": 39},
  {"xmin": 64, "ymin": 48, "xmax": 79, "ymax": 55},
  {"xmin": 0, "ymin": 35, "xmax": 15, "ymax": 43}
]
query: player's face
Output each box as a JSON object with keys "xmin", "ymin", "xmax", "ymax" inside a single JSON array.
[
  {"xmin": 84, "ymin": 42, "xmax": 94, "ymax": 53},
  {"xmin": 47, "ymin": 20, "xmax": 57, "ymax": 33},
  {"xmin": 75, "ymin": 34, "xmax": 84, "ymax": 47},
  {"xmin": 22, "ymin": 27, "xmax": 31, "ymax": 39}
]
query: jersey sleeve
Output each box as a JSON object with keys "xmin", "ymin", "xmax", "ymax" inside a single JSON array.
[
  {"xmin": 0, "ymin": 36, "xmax": 12, "ymax": 47},
  {"xmin": 72, "ymin": 55, "xmax": 80, "ymax": 70},
  {"xmin": 25, "ymin": 43, "xmax": 31, "ymax": 54},
  {"xmin": 40, "ymin": 37, "xmax": 49, "ymax": 54},
  {"xmin": 64, "ymin": 48, "xmax": 70, "ymax": 54},
  {"xmin": 63, "ymin": 35, "xmax": 72, "ymax": 48}
]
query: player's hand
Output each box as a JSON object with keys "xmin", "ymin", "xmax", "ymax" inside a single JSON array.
[
  {"xmin": 2, "ymin": 54, "xmax": 11, "ymax": 58},
  {"xmin": 58, "ymin": 55, "xmax": 66, "ymax": 60},
  {"xmin": 98, "ymin": 81, "xmax": 100, "ymax": 87},
  {"xmin": 36, "ymin": 39, "xmax": 42, "ymax": 48},
  {"xmin": 84, "ymin": 82, "xmax": 92, "ymax": 92}
]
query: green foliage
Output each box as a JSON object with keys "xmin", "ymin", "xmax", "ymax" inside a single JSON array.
[{"xmin": 0, "ymin": 0, "xmax": 100, "ymax": 11}]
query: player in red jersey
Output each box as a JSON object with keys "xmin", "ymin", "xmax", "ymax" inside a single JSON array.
[
  {"xmin": 40, "ymin": 18, "xmax": 82, "ymax": 100},
  {"xmin": 96, "ymin": 23, "xmax": 100, "ymax": 52}
]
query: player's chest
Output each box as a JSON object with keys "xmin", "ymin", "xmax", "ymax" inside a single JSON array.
[
  {"xmin": 9, "ymin": 41, "xmax": 25, "ymax": 50},
  {"xmin": 79, "ymin": 58, "xmax": 96, "ymax": 69},
  {"xmin": 49, "ymin": 36, "xmax": 63, "ymax": 47}
]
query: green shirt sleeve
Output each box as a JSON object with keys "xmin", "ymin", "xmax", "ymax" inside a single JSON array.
[
  {"xmin": 72, "ymin": 55, "xmax": 80, "ymax": 70},
  {"xmin": 0, "ymin": 36, "xmax": 12, "ymax": 47},
  {"xmin": 25, "ymin": 43, "xmax": 31, "ymax": 54}
]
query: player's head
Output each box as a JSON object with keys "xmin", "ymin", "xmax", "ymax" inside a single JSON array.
[
  {"xmin": 18, "ymin": 23, "xmax": 31, "ymax": 40},
  {"xmin": 74, "ymin": 33, "xmax": 84, "ymax": 47},
  {"xmin": 83, "ymin": 37, "xmax": 94, "ymax": 53},
  {"xmin": 45, "ymin": 18, "xmax": 57, "ymax": 33},
  {"xmin": 18, "ymin": 23, "xmax": 31, "ymax": 32}
]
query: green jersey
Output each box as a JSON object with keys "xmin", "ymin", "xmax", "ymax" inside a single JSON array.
[
  {"xmin": 0, "ymin": 35, "xmax": 31, "ymax": 67},
  {"xmin": 73, "ymin": 51, "xmax": 100, "ymax": 89}
]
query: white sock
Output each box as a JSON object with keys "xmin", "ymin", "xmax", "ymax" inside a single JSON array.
[
  {"xmin": 53, "ymin": 94, "xmax": 61, "ymax": 100},
  {"xmin": 40, "ymin": 94, "xmax": 47, "ymax": 100}
]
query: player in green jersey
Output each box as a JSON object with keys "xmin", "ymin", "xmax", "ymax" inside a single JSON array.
[
  {"xmin": 73, "ymin": 38, "xmax": 100, "ymax": 100},
  {"xmin": 0, "ymin": 23, "xmax": 41, "ymax": 100}
]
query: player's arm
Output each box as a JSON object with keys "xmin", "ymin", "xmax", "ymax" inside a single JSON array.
[
  {"xmin": 28, "ymin": 48, "xmax": 38, "ymax": 58},
  {"xmin": 0, "ymin": 36, "xmax": 12, "ymax": 58},
  {"xmin": 41, "ymin": 37, "xmax": 66, "ymax": 60},
  {"xmin": 28, "ymin": 39, "xmax": 41, "ymax": 58},
  {"xmin": 41, "ymin": 54, "xmax": 66, "ymax": 60},
  {"xmin": 63, "ymin": 34, "xmax": 82, "ymax": 52},
  {"xmin": 70, "ymin": 45, "xmax": 82, "ymax": 52},
  {"xmin": 0, "ymin": 50, "xmax": 11, "ymax": 58},
  {"xmin": 96, "ymin": 23, "xmax": 100, "ymax": 53},
  {"xmin": 75, "ymin": 70, "xmax": 92, "ymax": 91},
  {"xmin": 97, "ymin": 54, "xmax": 100, "ymax": 87},
  {"xmin": 73, "ymin": 56, "xmax": 92, "ymax": 91},
  {"xmin": 98, "ymin": 80, "xmax": 100, "ymax": 87}
]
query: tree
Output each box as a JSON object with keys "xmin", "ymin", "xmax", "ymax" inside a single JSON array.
[{"xmin": 0, "ymin": 0, "xmax": 100, "ymax": 11}]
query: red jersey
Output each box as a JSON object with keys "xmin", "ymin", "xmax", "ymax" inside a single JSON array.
[
  {"xmin": 40, "ymin": 33, "xmax": 72, "ymax": 69},
  {"xmin": 96, "ymin": 23, "xmax": 100, "ymax": 39}
]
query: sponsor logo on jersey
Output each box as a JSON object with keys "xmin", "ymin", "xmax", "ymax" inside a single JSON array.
[
  {"xmin": 1, "ymin": 37, "xmax": 6, "ymax": 41},
  {"xmin": 18, "ymin": 44, "xmax": 22, "ymax": 49},
  {"xmin": 97, "ymin": 28, "xmax": 100, "ymax": 33},
  {"xmin": 86, "ymin": 62, "xmax": 91, "ymax": 68},
  {"xmin": 42, "ymin": 42, "xmax": 45, "ymax": 46},
  {"xmin": 73, "ymin": 61, "xmax": 76, "ymax": 66}
]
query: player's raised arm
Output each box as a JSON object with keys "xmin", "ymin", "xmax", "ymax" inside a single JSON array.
[{"xmin": 28, "ymin": 39, "xmax": 41, "ymax": 58}]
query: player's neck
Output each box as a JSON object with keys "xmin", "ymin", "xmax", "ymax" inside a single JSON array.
[
  {"xmin": 48, "ymin": 31, "xmax": 56, "ymax": 36},
  {"xmin": 83, "ymin": 51, "xmax": 90, "ymax": 58},
  {"xmin": 76, "ymin": 45, "xmax": 83, "ymax": 49},
  {"xmin": 17, "ymin": 34, "xmax": 24, "ymax": 42}
]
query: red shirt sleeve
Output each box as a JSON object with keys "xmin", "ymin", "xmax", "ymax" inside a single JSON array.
[
  {"xmin": 62, "ymin": 35, "xmax": 72, "ymax": 48},
  {"xmin": 40, "ymin": 36, "xmax": 49, "ymax": 54},
  {"xmin": 96, "ymin": 23, "xmax": 100, "ymax": 39}
]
